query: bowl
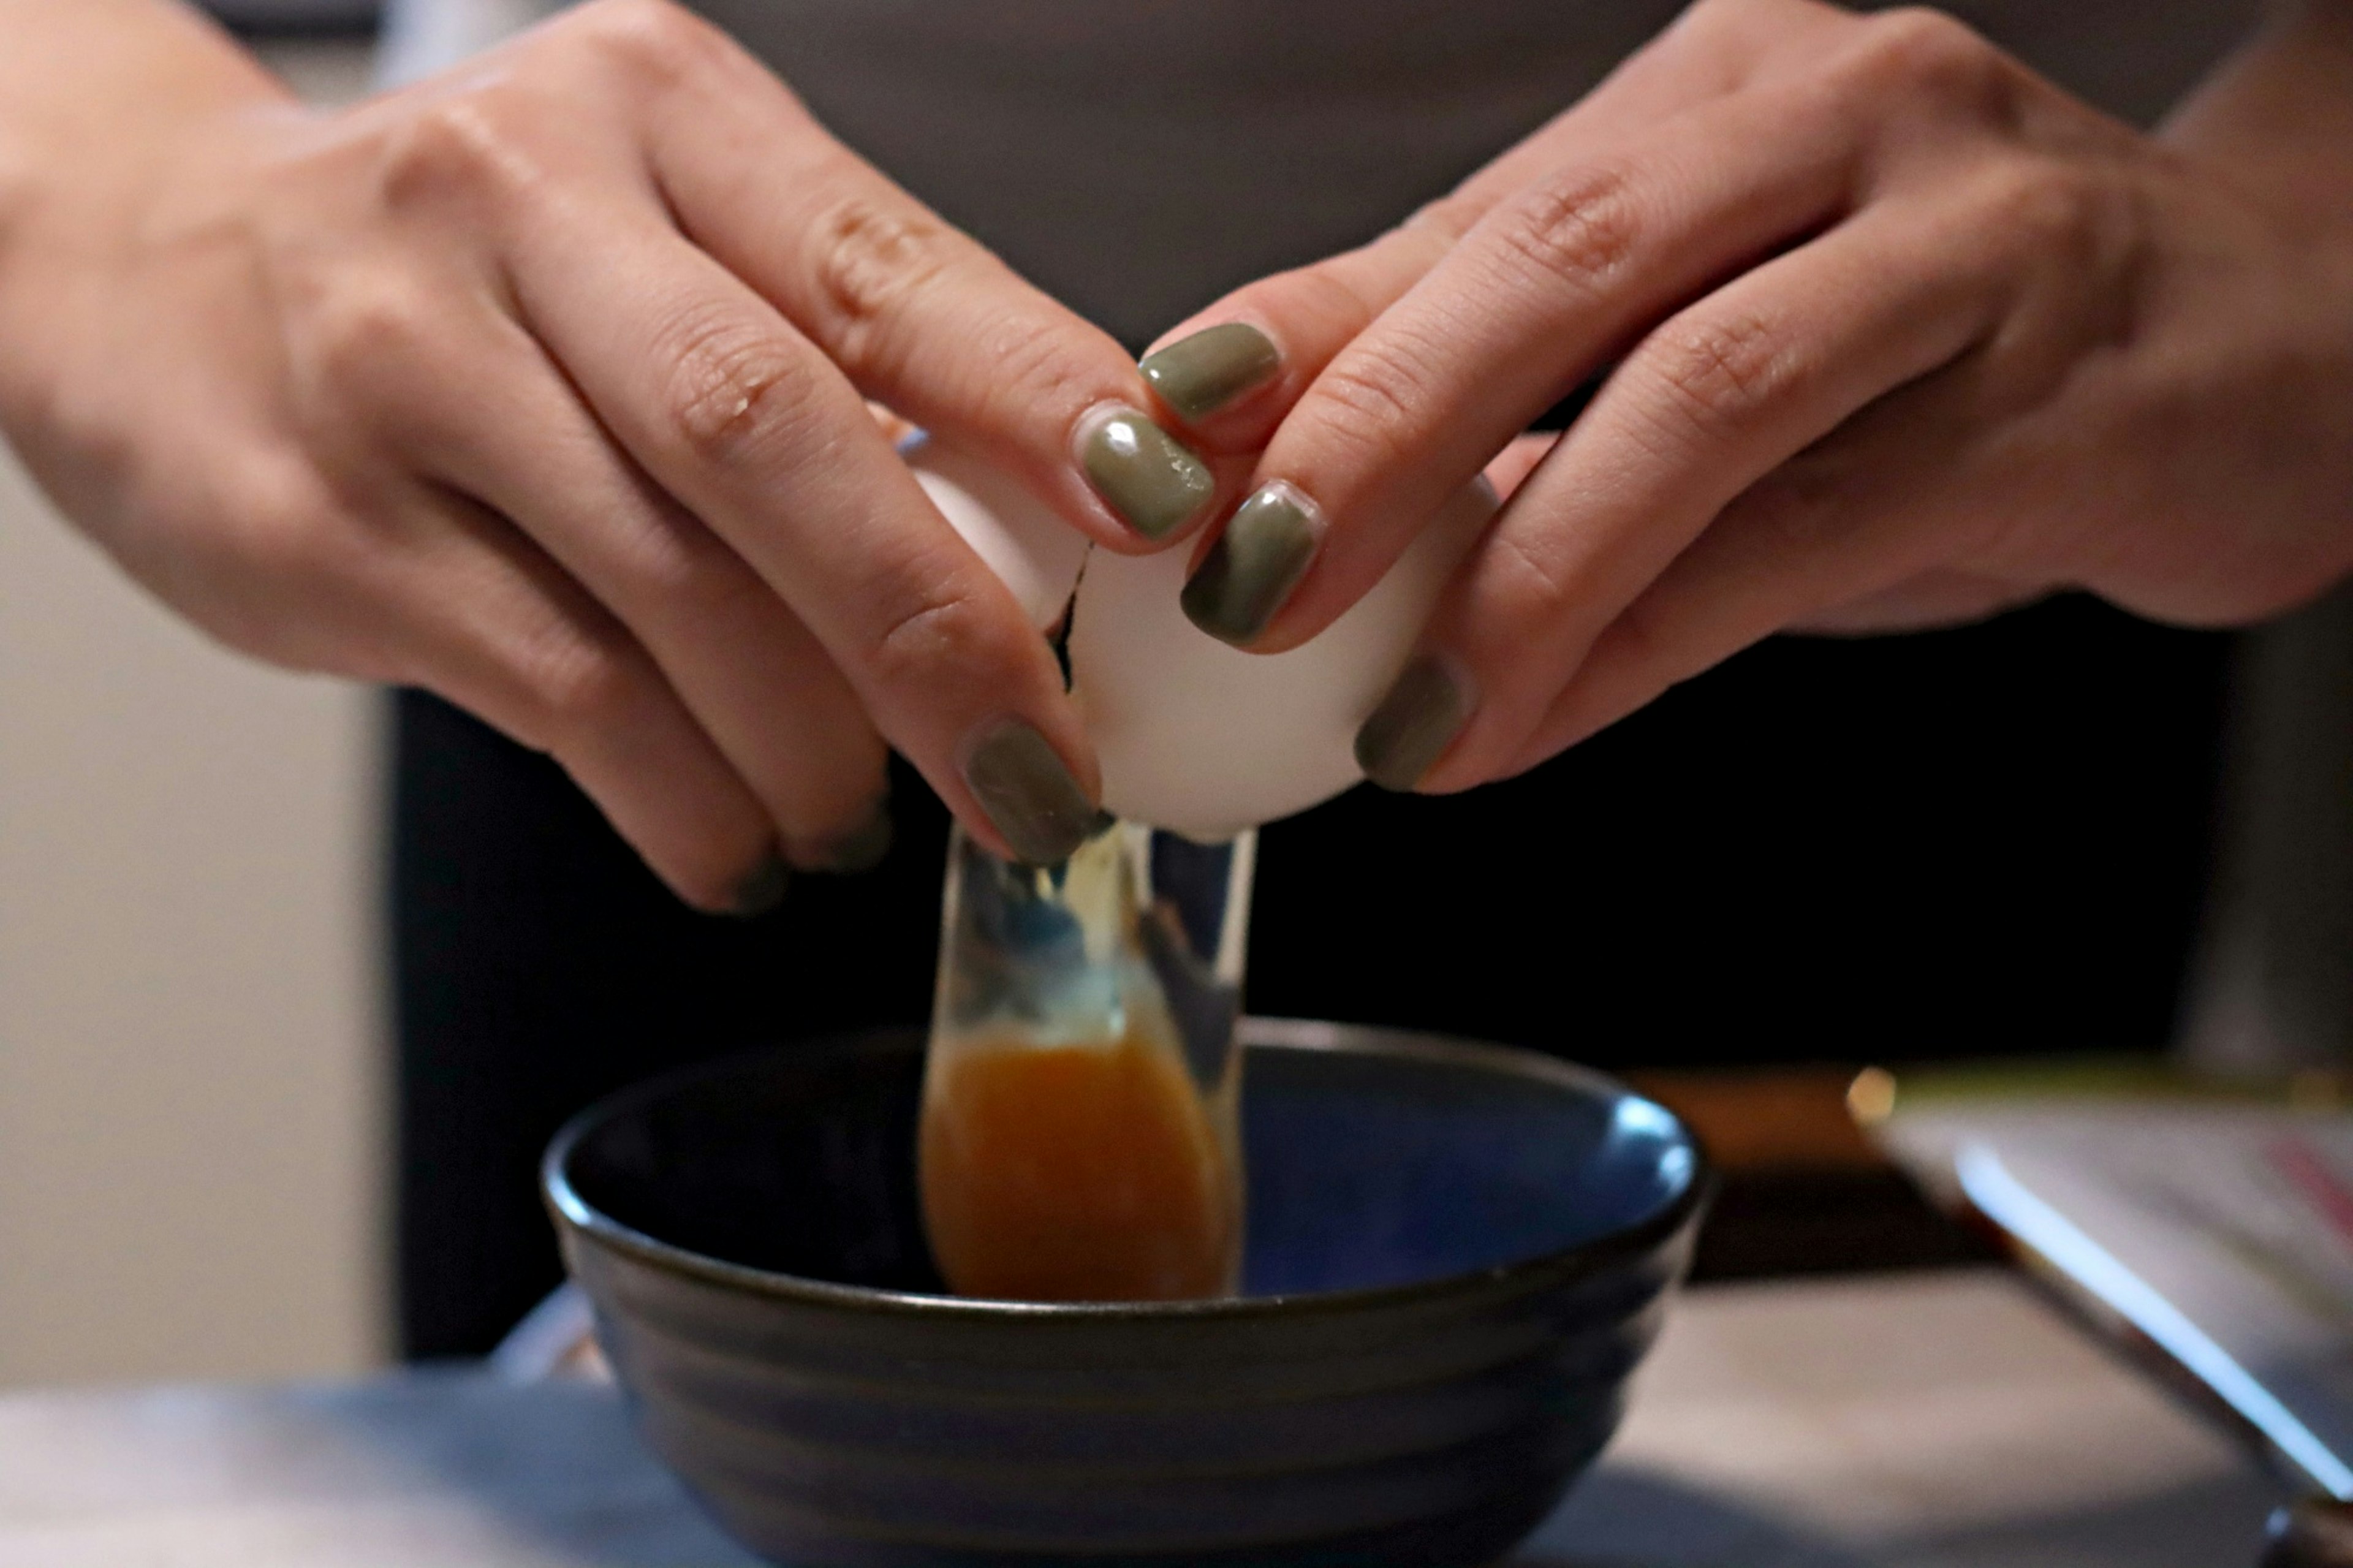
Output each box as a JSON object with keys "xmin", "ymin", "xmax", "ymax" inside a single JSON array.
[{"xmin": 543, "ymin": 1017, "xmax": 1708, "ymax": 1567}]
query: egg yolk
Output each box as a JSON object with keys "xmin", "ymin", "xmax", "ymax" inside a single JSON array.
[{"xmin": 919, "ymin": 1028, "xmax": 1238, "ymax": 1302}]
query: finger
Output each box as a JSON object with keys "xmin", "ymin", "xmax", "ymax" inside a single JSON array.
[
  {"xmin": 509, "ymin": 210, "xmax": 1101, "ymax": 866},
  {"xmin": 1482, "ymin": 433, "xmax": 1559, "ymax": 502},
  {"xmin": 619, "ymin": 7, "xmax": 1214, "ymax": 551},
  {"xmin": 1502, "ymin": 373, "xmax": 1999, "ymax": 775},
  {"xmin": 1192, "ymin": 73, "xmax": 1868, "ymax": 654},
  {"xmin": 393, "ymin": 312, "xmax": 896, "ymax": 871},
  {"xmin": 1786, "ymin": 570, "xmax": 2044, "ymax": 634},
  {"xmin": 358, "ymin": 483, "xmax": 786, "ymax": 911},
  {"xmin": 1131, "ymin": 0, "xmax": 1855, "ymax": 449},
  {"xmin": 1358, "ymin": 189, "xmax": 2014, "ymax": 793},
  {"xmin": 1445, "ymin": 0, "xmax": 1857, "ymax": 206}
]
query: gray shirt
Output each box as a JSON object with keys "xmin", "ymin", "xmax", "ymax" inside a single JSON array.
[{"xmin": 382, "ymin": 0, "xmax": 2255, "ymax": 347}]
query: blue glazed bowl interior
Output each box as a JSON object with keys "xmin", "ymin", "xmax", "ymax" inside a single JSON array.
[
  {"xmin": 561, "ymin": 1022, "xmax": 1699, "ymax": 1303},
  {"xmin": 1238, "ymin": 1032, "xmax": 1695, "ymax": 1296}
]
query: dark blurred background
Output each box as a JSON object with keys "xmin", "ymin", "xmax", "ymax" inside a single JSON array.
[{"xmin": 197, "ymin": 0, "xmax": 379, "ymax": 35}]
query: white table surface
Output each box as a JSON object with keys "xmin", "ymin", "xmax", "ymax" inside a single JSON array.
[{"xmin": 0, "ymin": 1268, "xmax": 2284, "ymax": 1567}]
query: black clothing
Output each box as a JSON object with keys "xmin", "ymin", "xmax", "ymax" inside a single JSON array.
[{"xmin": 393, "ymin": 597, "xmax": 2230, "ymax": 1356}]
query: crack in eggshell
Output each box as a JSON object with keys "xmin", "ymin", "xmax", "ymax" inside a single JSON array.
[{"xmin": 907, "ymin": 434, "xmax": 1495, "ymax": 843}]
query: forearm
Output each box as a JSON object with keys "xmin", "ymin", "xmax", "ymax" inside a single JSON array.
[
  {"xmin": 2165, "ymin": 0, "xmax": 2353, "ymax": 247},
  {"xmin": 0, "ymin": 1, "xmax": 289, "ymax": 269}
]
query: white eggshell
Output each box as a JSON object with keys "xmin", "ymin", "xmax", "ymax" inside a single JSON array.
[
  {"xmin": 906, "ymin": 434, "xmax": 1088, "ymax": 631},
  {"xmin": 904, "ymin": 432, "xmax": 1495, "ymax": 842},
  {"xmin": 1070, "ymin": 480, "xmax": 1495, "ymax": 841}
]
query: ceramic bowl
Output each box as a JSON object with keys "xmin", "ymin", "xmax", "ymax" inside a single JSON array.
[{"xmin": 544, "ymin": 1017, "xmax": 1707, "ymax": 1567}]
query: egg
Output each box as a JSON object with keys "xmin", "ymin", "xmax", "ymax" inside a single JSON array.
[
  {"xmin": 906, "ymin": 434, "xmax": 1495, "ymax": 843},
  {"xmin": 906, "ymin": 436, "xmax": 1091, "ymax": 631}
]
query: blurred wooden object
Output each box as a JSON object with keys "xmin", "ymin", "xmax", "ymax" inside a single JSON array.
[
  {"xmin": 1627, "ymin": 1066, "xmax": 1998, "ymax": 1281},
  {"xmin": 2267, "ymin": 1499, "xmax": 2353, "ymax": 1568},
  {"xmin": 1627, "ymin": 1066, "xmax": 1887, "ymax": 1170}
]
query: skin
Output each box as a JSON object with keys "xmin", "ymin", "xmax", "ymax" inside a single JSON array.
[
  {"xmin": 0, "ymin": 0, "xmax": 1217, "ymax": 906},
  {"xmin": 4, "ymin": 0, "xmax": 2350, "ymax": 894},
  {"xmin": 1157, "ymin": 0, "xmax": 2353, "ymax": 793}
]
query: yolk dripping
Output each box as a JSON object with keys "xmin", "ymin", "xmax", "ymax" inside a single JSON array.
[{"xmin": 919, "ymin": 1026, "xmax": 1239, "ymax": 1303}]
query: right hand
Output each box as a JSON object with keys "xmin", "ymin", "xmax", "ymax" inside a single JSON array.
[{"xmin": 0, "ymin": 0, "xmax": 1210, "ymax": 906}]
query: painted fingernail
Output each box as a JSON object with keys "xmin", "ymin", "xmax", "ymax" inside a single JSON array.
[
  {"xmin": 810, "ymin": 797, "xmax": 895, "ymax": 874},
  {"xmin": 1140, "ymin": 322, "xmax": 1281, "ymax": 422},
  {"xmin": 1181, "ymin": 480, "xmax": 1322, "ymax": 646},
  {"xmin": 728, "ymin": 847, "xmax": 792, "ymax": 917},
  {"xmin": 1355, "ymin": 656, "xmax": 1473, "ymax": 792},
  {"xmin": 962, "ymin": 718, "xmax": 1097, "ymax": 866},
  {"xmin": 1078, "ymin": 406, "xmax": 1216, "ymax": 541}
]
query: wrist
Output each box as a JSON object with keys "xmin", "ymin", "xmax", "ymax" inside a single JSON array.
[
  {"xmin": 2163, "ymin": 2, "xmax": 2353, "ymax": 262},
  {"xmin": 0, "ymin": 1, "xmax": 292, "ymax": 315}
]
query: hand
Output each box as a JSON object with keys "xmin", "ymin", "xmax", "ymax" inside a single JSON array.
[
  {"xmin": 1145, "ymin": 0, "xmax": 2353, "ymax": 793},
  {"xmin": 0, "ymin": 0, "xmax": 1214, "ymax": 904}
]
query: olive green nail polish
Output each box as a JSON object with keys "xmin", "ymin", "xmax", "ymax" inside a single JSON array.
[
  {"xmin": 1079, "ymin": 407, "xmax": 1215, "ymax": 541},
  {"xmin": 728, "ymin": 847, "xmax": 791, "ymax": 917},
  {"xmin": 1355, "ymin": 656, "xmax": 1472, "ymax": 792},
  {"xmin": 963, "ymin": 718, "xmax": 1097, "ymax": 866},
  {"xmin": 1181, "ymin": 482, "xmax": 1321, "ymax": 646},
  {"xmin": 813, "ymin": 798, "xmax": 895, "ymax": 874},
  {"xmin": 1140, "ymin": 322, "xmax": 1281, "ymax": 422}
]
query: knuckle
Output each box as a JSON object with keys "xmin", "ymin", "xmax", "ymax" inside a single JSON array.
[
  {"xmin": 175, "ymin": 461, "xmax": 359, "ymax": 664},
  {"xmin": 1477, "ymin": 526, "xmax": 1584, "ymax": 655},
  {"xmin": 1485, "ymin": 161, "xmax": 1643, "ymax": 296},
  {"xmin": 1975, "ymin": 161, "xmax": 2142, "ymax": 378},
  {"xmin": 1597, "ymin": 576, "xmax": 1678, "ymax": 681},
  {"xmin": 513, "ymin": 621, "xmax": 646, "ymax": 751},
  {"xmin": 376, "ymin": 94, "xmax": 539, "ymax": 214},
  {"xmin": 306, "ymin": 271, "xmax": 436, "ymax": 393},
  {"xmin": 1638, "ymin": 308, "xmax": 1797, "ymax": 445},
  {"xmin": 1983, "ymin": 159, "xmax": 2113, "ymax": 268},
  {"xmin": 1278, "ymin": 224, "xmax": 1449, "ymax": 337},
  {"xmin": 955, "ymin": 311, "xmax": 1093, "ymax": 432},
  {"xmin": 1404, "ymin": 191, "xmax": 1487, "ymax": 247},
  {"xmin": 602, "ymin": 496, "xmax": 727, "ymax": 600},
  {"xmin": 856, "ymin": 545, "xmax": 1028, "ymax": 697},
  {"xmin": 654, "ymin": 303, "xmax": 824, "ymax": 469},
  {"xmin": 1680, "ymin": 0, "xmax": 1755, "ymax": 32},
  {"xmin": 570, "ymin": 0, "xmax": 725, "ymax": 88},
  {"xmin": 212, "ymin": 458, "xmax": 344, "ymax": 596},
  {"xmin": 1283, "ymin": 259, "xmax": 1389, "ymax": 335},
  {"xmin": 1738, "ymin": 450, "xmax": 1852, "ymax": 556},
  {"xmin": 805, "ymin": 195, "xmax": 957, "ymax": 351},
  {"xmin": 235, "ymin": 501, "xmax": 338, "ymax": 597},
  {"xmin": 870, "ymin": 596, "xmax": 986, "ymax": 694},
  {"xmin": 1844, "ymin": 8, "xmax": 2012, "ymax": 113},
  {"xmin": 1300, "ymin": 335, "xmax": 1447, "ymax": 472}
]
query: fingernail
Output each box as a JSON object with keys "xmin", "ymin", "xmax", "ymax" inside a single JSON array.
[
  {"xmin": 1140, "ymin": 322, "xmax": 1281, "ymax": 422},
  {"xmin": 808, "ymin": 797, "xmax": 895, "ymax": 874},
  {"xmin": 1355, "ymin": 656, "xmax": 1473, "ymax": 792},
  {"xmin": 728, "ymin": 847, "xmax": 791, "ymax": 917},
  {"xmin": 1078, "ymin": 406, "xmax": 1215, "ymax": 541},
  {"xmin": 1181, "ymin": 480, "xmax": 1322, "ymax": 646},
  {"xmin": 962, "ymin": 718, "xmax": 1097, "ymax": 866}
]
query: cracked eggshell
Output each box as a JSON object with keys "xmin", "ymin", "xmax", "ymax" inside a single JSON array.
[
  {"xmin": 1069, "ymin": 479, "xmax": 1493, "ymax": 841},
  {"xmin": 905, "ymin": 433, "xmax": 1494, "ymax": 842}
]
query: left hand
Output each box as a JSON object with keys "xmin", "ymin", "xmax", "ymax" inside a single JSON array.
[{"xmin": 1145, "ymin": 0, "xmax": 2353, "ymax": 792}]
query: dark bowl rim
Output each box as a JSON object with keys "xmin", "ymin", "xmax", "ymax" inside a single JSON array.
[{"xmin": 542, "ymin": 1015, "xmax": 1711, "ymax": 1323}]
